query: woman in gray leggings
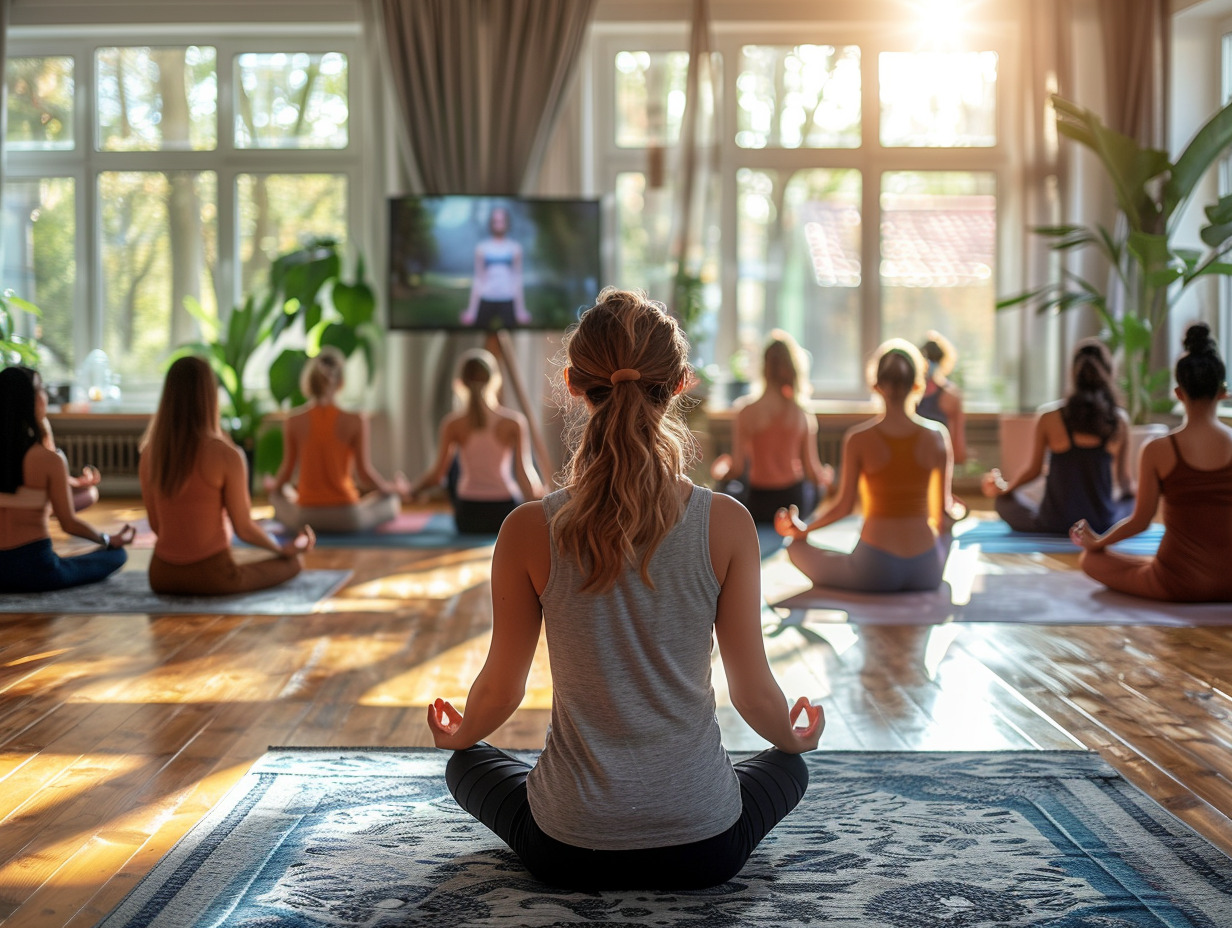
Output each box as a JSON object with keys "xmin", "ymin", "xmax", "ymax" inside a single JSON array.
[{"xmin": 776, "ymin": 340, "xmax": 963, "ymax": 593}]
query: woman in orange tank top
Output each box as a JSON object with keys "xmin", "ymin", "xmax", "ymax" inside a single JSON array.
[
  {"xmin": 711, "ymin": 331, "xmax": 834, "ymax": 523},
  {"xmin": 1072, "ymin": 324, "xmax": 1232, "ymax": 602},
  {"xmin": 265, "ymin": 347, "xmax": 410, "ymax": 533},
  {"xmin": 775, "ymin": 340, "xmax": 964, "ymax": 592},
  {"xmin": 140, "ymin": 356, "xmax": 314, "ymax": 596}
]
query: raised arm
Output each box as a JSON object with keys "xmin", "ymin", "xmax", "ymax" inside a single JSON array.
[
  {"xmin": 1111, "ymin": 410, "xmax": 1136, "ymax": 498},
  {"xmin": 37, "ymin": 446, "xmax": 131, "ymax": 547},
  {"xmin": 511, "ymin": 244, "xmax": 530, "ymax": 325},
  {"xmin": 427, "ymin": 502, "xmax": 547, "ymax": 748},
  {"xmin": 461, "ymin": 246, "xmax": 484, "ymax": 325},
  {"xmin": 798, "ymin": 408, "xmax": 834, "ymax": 493},
  {"xmin": 712, "ymin": 494, "xmax": 822, "ymax": 752},
  {"xmin": 941, "ymin": 387, "xmax": 968, "ymax": 465}
]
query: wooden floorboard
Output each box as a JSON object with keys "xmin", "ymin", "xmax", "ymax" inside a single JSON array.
[{"xmin": 1, "ymin": 501, "xmax": 1231, "ymax": 925}]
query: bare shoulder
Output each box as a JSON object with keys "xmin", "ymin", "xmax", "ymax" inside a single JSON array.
[
  {"xmin": 709, "ymin": 488, "xmax": 755, "ymax": 537},
  {"xmin": 23, "ymin": 443, "xmax": 66, "ymax": 486},
  {"xmin": 494, "ymin": 499, "xmax": 551, "ymax": 588}
]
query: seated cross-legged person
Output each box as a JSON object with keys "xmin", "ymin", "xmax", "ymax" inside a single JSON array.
[
  {"xmin": 140, "ymin": 356, "xmax": 314, "ymax": 596},
  {"xmin": 775, "ymin": 340, "xmax": 963, "ymax": 593},
  {"xmin": 1072, "ymin": 324, "xmax": 1232, "ymax": 602},
  {"xmin": 0, "ymin": 366, "xmax": 134, "ymax": 593},
  {"xmin": 982, "ymin": 340, "xmax": 1135, "ymax": 535},
  {"xmin": 411, "ymin": 349, "xmax": 543, "ymax": 534},
  {"xmin": 711, "ymin": 330, "xmax": 833, "ymax": 523},
  {"xmin": 264, "ymin": 347, "xmax": 409, "ymax": 533}
]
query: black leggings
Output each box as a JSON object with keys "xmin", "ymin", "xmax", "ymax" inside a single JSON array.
[{"xmin": 445, "ymin": 743, "xmax": 809, "ymax": 891}]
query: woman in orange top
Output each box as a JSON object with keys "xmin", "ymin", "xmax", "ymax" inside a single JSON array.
[
  {"xmin": 0, "ymin": 365, "xmax": 134, "ymax": 592},
  {"xmin": 775, "ymin": 340, "xmax": 962, "ymax": 592},
  {"xmin": 140, "ymin": 356, "xmax": 314, "ymax": 596},
  {"xmin": 265, "ymin": 347, "xmax": 409, "ymax": 533},
  {"xmin": 711, "ymin": 331, "xmax": 833, "ymax": 523}
]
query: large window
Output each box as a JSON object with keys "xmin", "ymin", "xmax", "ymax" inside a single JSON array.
[
  {"xmin": 594, "ymin": 19, "xmax": 1015, "ymax": 406},
  {"xmin": 3, "ymin": 31, "xmax": 360, "ymax": 403}
]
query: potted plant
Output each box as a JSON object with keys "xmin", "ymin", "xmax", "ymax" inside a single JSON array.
[
  {"xmin": 999, "ymin": 94, "xmax": 1232, "ymax": 425},
  {"xmin": 0, "ymin": 289, "xmax": 41, "ymax": 368},
  {"xmin": 172, "ymin": 238, "xmax": 381, "ymax": 477}
]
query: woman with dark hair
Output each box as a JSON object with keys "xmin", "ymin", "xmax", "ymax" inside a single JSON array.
[
  {"xmin": 982, "ymin": 339, "xmax": 1135, "ymax": 534},
  {"xmin": 427, "ymin": 289, "xmax": 821, "ymax": 890},
  {"xmin": 264, "ymin": 346, "xmax": 409, "ymax": 533},
  {"xmin": 775, "ymin": 339, "xmax": 963, "ymax": 593},
  {"xmin": 140, "ymin": 356, "xmax": 314, "ymax": 595},
  {"xmin": 1072, "ymin": 323, "xmax": 1232, "ymax": 601},
  {"xmin": 917, "ymin": 330, "xmax": 967, "ymax": 465},
  {"xmin": 410, "ymin": 348, "xmax": 543, "ymax": 534},
  {"xmin": 0, "ymin": 366, "xmax": 133, "ymax": 592},
  {"xmin": 710, "ymin": 330, "xmax": 833, "ymax": 523}
]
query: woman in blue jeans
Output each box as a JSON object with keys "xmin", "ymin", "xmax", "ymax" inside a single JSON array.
[
  {"xmin": 0, "ymin": 366, "xmax": 134, "ymax": 592},
  {"xmin": 427, "ymin": 289, "xmax": 822, "ymax": 890}
]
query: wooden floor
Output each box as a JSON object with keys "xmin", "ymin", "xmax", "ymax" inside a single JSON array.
[{"xmin": 2, "ymin": 500, "xmax": 1231, "ymax": 926}]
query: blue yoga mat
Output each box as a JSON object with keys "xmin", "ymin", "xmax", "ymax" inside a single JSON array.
[
  {"xmin": 268, "ymin": 511, "xmax": 499, "ymax": 550},
  {"xmin": 953, "ymin": 517, "xmax": 1164, "ymax": 556}
]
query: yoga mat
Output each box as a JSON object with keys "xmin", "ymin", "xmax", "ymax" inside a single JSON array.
[
  {"xmin": 954, "ymin": 516, "xmax": 1164, "ymax": 555},
  {"xmin": 97, "ymin": 748, "xmax": 1232, "ymax": 928},
  {"xmin": 0, "ymin": 568, "xmax": 353, "ymax": 615}
]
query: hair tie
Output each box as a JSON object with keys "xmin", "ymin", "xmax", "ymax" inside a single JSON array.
[{"xmin": 610, "ymin": 368, "xmax": 642, "ymax": 385}]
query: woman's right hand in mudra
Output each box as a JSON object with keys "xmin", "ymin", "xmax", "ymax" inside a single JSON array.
[
  {"xmin": 787, "ymin": 696, "xmax": 824, "ymax": 752},
  {"xmin": 280, "ymin": 525, "xmax": 315, "ymax": 557},
  {"xmin": 427, "ymin": 698, "xmax": 468, "ymax": 749},
  {"xmin": 775, "ymin": 505, "xmax": 809, "ymax": 541}
]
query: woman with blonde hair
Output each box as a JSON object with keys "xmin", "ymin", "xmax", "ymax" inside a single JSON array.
[
  {"xmin": 711, "ymin": 330, "xmax": 833, "ymax": 523},
  {"xmin": 917, "ymin": 330, "xmax": 967, "ymax": 465},
  {"xmin": 0, "ymin": 365, "xmax": 133, "ymax": 592},
  {"xmin": 776, "ymin": 339, "xmax": 962, "ymax": 592},
  {"xmin": 427, "ymin": 288, "xmax": 822, "ymax": 890},
  {"xmin": 264, "ymin": 346, "xmax": 409, "ymax": 533},
  {"xmin": 1072, "ymin": 323, "xmax": 1232, "ymax": 601},
  {"xmin": 411, "ymin": 348, "xmax": 542, "ymax": 533},
  {"xmin": 140, "ymin": 356, "xmax": 314, "ymax": 595}
]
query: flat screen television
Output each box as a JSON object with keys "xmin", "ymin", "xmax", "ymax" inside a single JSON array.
[{"xmin": 388, "ymin": 195, "xmax": 602, "ymax": 332}]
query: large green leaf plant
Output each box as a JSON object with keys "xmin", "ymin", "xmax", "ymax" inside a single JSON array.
[
  {"xmin": 0, "ymin": 289, "xmax": 41, "ymax": 368},
  {"xmin": 172, "ymin": 238, "xmax": 381, "ymax": 474},
  {"xmin": 999, "ymin": 94, "xmax": 1232, "ymax": 424}
]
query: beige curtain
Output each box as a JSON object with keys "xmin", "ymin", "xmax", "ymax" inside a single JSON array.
[
  {"xmin": 378, "ymin": 0, "xmax": 595, "ymax": 196},
  {"xmin": 1013, "ymin": 0, "xmax": 1169, "ymax": 410},
  {"xmin": 368, "ymin": 0, "xmax": 597, "ymax": 476}
]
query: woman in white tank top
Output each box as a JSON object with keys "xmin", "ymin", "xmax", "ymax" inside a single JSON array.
[{"xmin": 426, "ymin": 289, "xmax": 823, "ymax": 891}]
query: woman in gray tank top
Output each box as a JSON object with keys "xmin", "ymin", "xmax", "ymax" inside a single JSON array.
[{"xmin": 426, "ymin": 288, "xmax": 823, "ymax": 890}]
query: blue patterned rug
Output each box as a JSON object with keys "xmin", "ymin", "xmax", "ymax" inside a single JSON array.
[{"xmin": 98, "ymin": 749, "xmax": 1231, "ymax": 927}]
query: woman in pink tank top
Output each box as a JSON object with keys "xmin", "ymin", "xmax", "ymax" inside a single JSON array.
[
  {"xmin": 140, "ymin": 357, "xmax": 315, "ymax": 596},
  {"xmin": 711, "ymin": 331, "xmax": 833, "ymax": 523},
  {"xmin": 410, "ymin": 349, "xmax": 543, "ymax": 533},
  {"xmin": 1072, "ymin": 324, "xmax": 1232, "ymax": 601}
]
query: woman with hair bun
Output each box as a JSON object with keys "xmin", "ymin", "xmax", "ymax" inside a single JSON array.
[
  {"xmin": 265, "ymin": 346, "xmax": 409, "ymax": 533},
  {"xmin": 982, "ymin": 339, "xmax": 1135, "ymax": 534},
  {"xmin": 710, "ymin": 330, "xmax": 833, "ymax": 523},
  {"xmin": 1072, "ymin": 323, "xmax": 1232, "ymax": 601},
  {"xmin": 427, "ymin": 288, "xmax": 821, "ymax": 890},
  {"xmin": 917, "ymin": 329, "xmax": 968, "ymax": 465},
  {"xmin": 411, "ymin": 348, "xmax": 543, "ymax": 534},
  {"xmin": 775, "ymin": 339, "xmax": 962, "ymax": 592}
]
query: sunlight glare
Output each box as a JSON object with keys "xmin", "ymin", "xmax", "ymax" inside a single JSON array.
[{"xmin": 914, "ymin": 0, "xmax": 969, "ymax": 48}]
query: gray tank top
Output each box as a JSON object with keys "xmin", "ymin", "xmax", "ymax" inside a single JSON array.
[{"xmin": 526, "ymin": 485, "xmax": 742, "ymax": 850}]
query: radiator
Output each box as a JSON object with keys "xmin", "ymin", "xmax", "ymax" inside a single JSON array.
[{"xmin": 50, "ymin": 419, "xmax": 146, "ymax": 495}]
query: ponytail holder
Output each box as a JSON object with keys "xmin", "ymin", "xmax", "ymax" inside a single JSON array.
[{"xmin": 610, "ymin": 368, "xmax": 642, "ymax": 385}]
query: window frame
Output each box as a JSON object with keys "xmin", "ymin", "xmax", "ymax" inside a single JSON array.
[
  {"xmin": 5, "ymin": 23, "xmax": 365, "ymax": 404},
  {"xmin": 591, "ymin": 16, "xmax": 1021, "ymax": 405}
]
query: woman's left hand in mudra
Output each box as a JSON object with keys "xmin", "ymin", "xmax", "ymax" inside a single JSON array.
[
  {"xmin": 1069, "ymin": 519, "xmax": 1100, "ymax": 550},
  {"xmin": 775, "ymin": 505, "xmax": 809, "ymax": 541},
  {"xmin": 427, "ymin": 698, "xmax": 466, "ymax": 749}
]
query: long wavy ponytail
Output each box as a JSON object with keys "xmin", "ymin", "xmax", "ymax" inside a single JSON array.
[
  {"xmin": 554, "ymin": 288, "xmax": 695, "ymax": 592},
  {"xmin": 1064, "ymin": 339, "xmax": 1119, "ymax": 439}
]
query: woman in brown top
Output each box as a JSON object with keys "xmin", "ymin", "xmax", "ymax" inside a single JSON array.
[{"xmin": 1071, "ymin": 324, "xmax": 1232, "ymax": 602}]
